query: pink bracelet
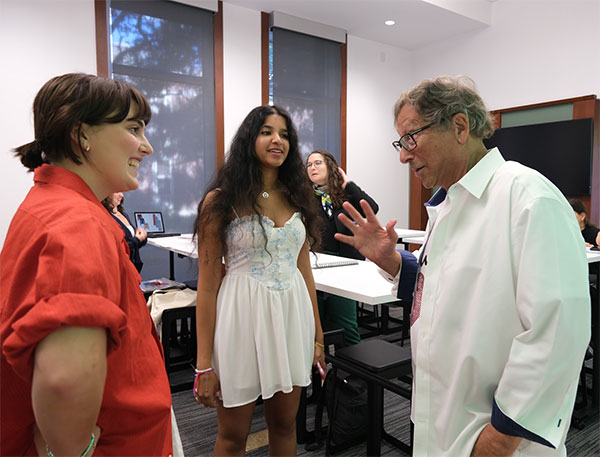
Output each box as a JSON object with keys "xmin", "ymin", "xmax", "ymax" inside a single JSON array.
[{"xmin": 193, "ymin": 368, "xmax": 214, "ymax": 397}]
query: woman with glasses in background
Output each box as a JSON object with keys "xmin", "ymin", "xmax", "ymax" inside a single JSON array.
[{"xmin": 306, "ymin": 150, "xmax": 379, "ymax": 345}]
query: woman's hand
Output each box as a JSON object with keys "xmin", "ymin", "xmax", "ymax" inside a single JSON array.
[
  {"xmin": 338, "ymin": 167, "xmax": 349, "ymax": 189},
  {"xmin": 313, "ymin": 343, "xmax": 326, "ymax": 384},
  {"xmin": 194, "ymin": 372, "xmax": 221, "ymax": 408},
  {"xmin": 134, "ymin": 227, "xmax": 147, "ymax": 242}
]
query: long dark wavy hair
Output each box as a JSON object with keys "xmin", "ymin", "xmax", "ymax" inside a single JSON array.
[
  {"xmin": 307, "ymin": 150, "xmax": 346, "ymax": 208},
  {"xmin": 193, "ymin": 105, "xmax": 322, "ymax": 255}
]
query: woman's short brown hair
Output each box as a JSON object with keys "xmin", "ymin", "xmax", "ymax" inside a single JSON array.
[{"xmin": 14, "ymin": 73, "xmax": 151, "ymax": 171}]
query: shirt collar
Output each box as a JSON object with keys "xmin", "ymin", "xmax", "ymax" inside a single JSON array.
[
  {"xmin": 425, "ymin": 188, "xmax": 447, "ymax": 207},
  {"xmin": 424, "ymin": 147, "xmax": 505, "ymax": 207},
  {"xmin": 33, "ymin": 164, "xmax": 103, "ymax": 207},
  {"xmin": 455, "ymin": 147, "xmax": 505, "ymax": 199}
]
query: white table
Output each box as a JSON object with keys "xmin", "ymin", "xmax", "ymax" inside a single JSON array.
[
  {"xmin": 400, "ymin": 235, "xmax": 424, "ymax": 246},
  {"xmin": 147, "ymin": 234, "xmax": 197, "ymax": 279},
  {"xmin": 395, "ymin": 228, "xmax": 426, "ymax": 239},
  {"xmin": 310, "ymin": 253, "xmax": 405, "ymax": 342},
  {"xmin": 147, "ymin": 237, "xmax": 398, "ymax": 305},
  {"xmin": 310, "ymin": 253, "xmax": 398, "ymax": 305},
  {"xmin": 395, "ymin": 228, "xmax": 426, "ymax": 249},
  {"xmin": 587, "ymin": 250, "xmax": 600, "ymax": 264},
  {"xmin": 147, "ymin": 233, "xmax": 197, "ymax": 257}
]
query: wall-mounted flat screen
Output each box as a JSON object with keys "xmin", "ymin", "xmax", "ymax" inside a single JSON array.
[{"xmin": 484, "ymin": 118, "xmax": 593, "ymax": 195}]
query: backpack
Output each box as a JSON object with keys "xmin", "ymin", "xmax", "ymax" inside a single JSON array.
[{"xmin": 305, "ymin": 367, "xmax": 369, "ymax": 454}]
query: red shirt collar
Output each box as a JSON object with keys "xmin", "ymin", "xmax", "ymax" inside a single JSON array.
[{"xmin": 33, "ymin": 164, "xmax": 103, "ymax": 207}]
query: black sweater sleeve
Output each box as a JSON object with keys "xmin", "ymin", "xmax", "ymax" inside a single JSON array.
[{"xmin": 344, "ymin": 181, "xmax": 379, "ymax": 215}]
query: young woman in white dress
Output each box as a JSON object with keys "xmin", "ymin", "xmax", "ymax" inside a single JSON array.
[{"xmin": 193, "ymin": 105, "xmax": 325, "ymax": 456}]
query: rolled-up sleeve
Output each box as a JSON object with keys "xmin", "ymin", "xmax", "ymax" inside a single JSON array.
[
  {"xmin": 4, "ymin": 293, "xmax": 128, "ymax": 382},
  {"xmin": 2, "ymin": 226, "xmax": 129, "ymax": 382}
]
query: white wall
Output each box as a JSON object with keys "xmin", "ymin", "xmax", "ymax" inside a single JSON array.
[
  {"xmin": 221, "ymin": 4, "xmax": 413, "ymax": 227},
  {"xmin": 220, "ymin": 4, "xmax": 413, "ymax": 227},
  {"xmin": 222, "ymin": 2, "xmax": 262, "ymax": 152},
  {"xmin": 346, "ymin": 36, "xmax": 413, "ymax": 227},
  {"xmin": 411, "ymin": 0, "xmax": 600, "ymax": 110},
  {"xmin": 0, "ymin": 0, "xmax": 97, "ymax": 248},
  {"xmin": 2, "ymin": 0, "xmax": 599, "ymax": 246}
]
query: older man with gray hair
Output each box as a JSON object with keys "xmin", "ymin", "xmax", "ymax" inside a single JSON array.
[{"xmin": 336, "ymin": 76, "xmax": 590, "ymax": 456}]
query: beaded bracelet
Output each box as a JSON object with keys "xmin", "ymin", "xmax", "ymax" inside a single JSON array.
[
  {"xmin": 46, "ymin": 432, "xmax": 95, "ymax": 457},
  {"xmin": 314, "ymin": 341, "xmax": 325, "ymax": 349},
  {"xmin": 193, "ymin": 367, "xmax": 214, "ymax": 397}
]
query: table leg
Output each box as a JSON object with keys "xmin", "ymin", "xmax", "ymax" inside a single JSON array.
[
  {"xmin": 591, "ymin": 263, "xmax": 599, "ymax": 405},
  {"xmin": 169, "ymin": 251, "xmax": 175, "ymax": 281},
  {"xmin": 367, "ymin": 383, "xmax": 383, "ymax": 456}
]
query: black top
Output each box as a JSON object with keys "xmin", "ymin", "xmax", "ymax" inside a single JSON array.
[
  {"xmin": 582, "ymin": 224, "xmax": 600, "ymax": 247},
  {"xmin": 112, "ymin": 211, "xmax": 147, "ymax": 272},
  {"xmin": 314, "ymin": 181, "xmax": 379, "ymax": 260}
]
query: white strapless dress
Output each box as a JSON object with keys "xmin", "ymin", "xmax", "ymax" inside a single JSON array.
[{"xmin": 213, "ymin": 212, "xmax": 315, "ymax": 407}]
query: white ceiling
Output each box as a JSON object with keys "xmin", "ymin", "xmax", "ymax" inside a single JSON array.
[{"xmin": 222, "ymin": 0, "xmax": 494, "ymax": 50}]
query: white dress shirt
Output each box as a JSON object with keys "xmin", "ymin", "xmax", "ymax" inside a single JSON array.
[{"xmin": 392, "ymin": 148, "xmax": 590, "ymax": 456}]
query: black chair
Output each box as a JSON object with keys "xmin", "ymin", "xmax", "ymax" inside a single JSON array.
[
  {"xmin": 161, "ymin": 306, "xmax": 197, "ymax": 392},
  {"xmin": 357, "ymin": 300, "xmax": 411, "ymax": 345},
  {"xmin": 296, "ymin": 328, "xmax": 345, "ymax": 445},
  {"xmin": 326, "ymin": 339, "xmax": 412, "ymax": 456},
  {"xmin": 571, "ymin": 277, "xmax": 598, "ymax": 428},
  {"xmin": 380, "ymin": 299, "xmax": 411, "ymax": 346},
  {"xmin": 356, "ymin": 302, "xmax": 382, "ymax": 338}
]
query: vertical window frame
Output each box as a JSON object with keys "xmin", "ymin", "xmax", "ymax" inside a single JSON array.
[{"xmin": 94, "ymin": 0, "xmax": 223, "ymax": 165}]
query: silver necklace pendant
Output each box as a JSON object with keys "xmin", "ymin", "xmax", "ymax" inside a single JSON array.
[{"xmin": 261, "ymin": 191, "xmax": 269, "ymax": 199}]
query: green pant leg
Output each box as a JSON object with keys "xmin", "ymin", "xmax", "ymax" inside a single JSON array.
[{"xmin": 317, "ymin": 292, "xmax": 361, "ymax": 346}]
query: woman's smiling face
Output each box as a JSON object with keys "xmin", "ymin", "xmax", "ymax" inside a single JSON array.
[
  {"xmin": 82, "ymin": 104, "xmax": 153, "ymax": 197},
  {"xmin": 254, "ymin": 114, "xmax": 290, "ymax": 170}
]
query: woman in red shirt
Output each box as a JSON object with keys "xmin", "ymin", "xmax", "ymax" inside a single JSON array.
[{"xmin": 0, "ymin": 73, "xmax": 173, "ymax": 456}]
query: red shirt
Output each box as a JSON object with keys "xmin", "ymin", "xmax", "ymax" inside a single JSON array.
[{"xmin": 1, "ymin": 165, "xmax": 173, "ymax": 456}]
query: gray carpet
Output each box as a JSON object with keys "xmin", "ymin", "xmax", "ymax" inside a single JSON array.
[{"xmin": 171, "ymin": 351, "xmax": 599, "ymax": 456}]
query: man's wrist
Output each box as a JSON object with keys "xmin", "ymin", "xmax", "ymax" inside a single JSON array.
[
  {"xmin": 471, "ymin": 423, "xmax": 522, "ymax": 456},
  {"xmin": 378, "ymin": 251, "xmax": 402, "ymax": 277}
]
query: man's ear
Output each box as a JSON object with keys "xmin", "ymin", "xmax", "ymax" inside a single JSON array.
[{"xmin": 452, "ymin": 113, "xmax": 470, "ymax": 145}]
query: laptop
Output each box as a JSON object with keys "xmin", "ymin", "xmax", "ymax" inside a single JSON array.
[{"xmin": 134, "ymin": 211, "xmax": 181, "ymax": 238}]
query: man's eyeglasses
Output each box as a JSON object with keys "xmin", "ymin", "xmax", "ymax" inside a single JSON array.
[
  {"xmin": 306, "ymin": 159, "xmax": 324, "ymax": 169},
  {"xmin": 392, "ymin": 122, "xmax": 435, "ymax": 152}
]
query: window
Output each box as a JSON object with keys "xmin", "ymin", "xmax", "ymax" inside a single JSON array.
[
  {"xmin": 105, "ymin": 0, "xmax": 218, "ymax": 279},
  {"xmin": 270, "ymin": 28, "xmax": 343, "ymax": 162}
]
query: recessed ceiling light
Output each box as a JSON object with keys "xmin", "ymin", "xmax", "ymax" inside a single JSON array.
[{"xmin": 384, "ymin": 20, "xmax": 396, "ymax": 26}]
